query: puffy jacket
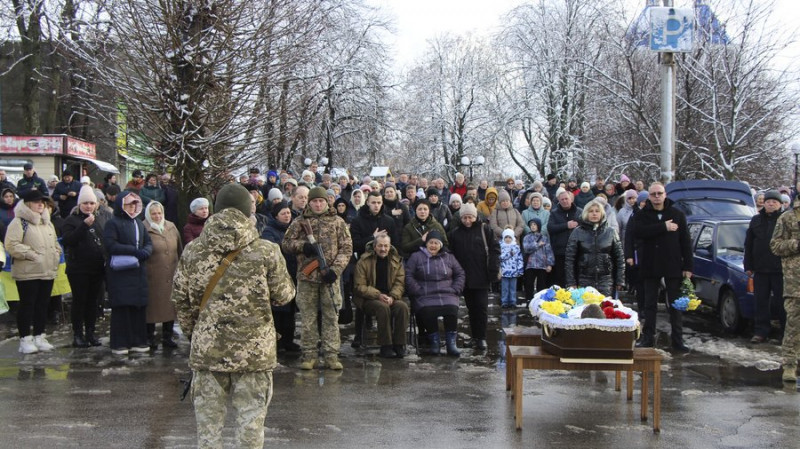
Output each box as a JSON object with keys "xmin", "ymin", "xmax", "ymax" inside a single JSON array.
[
  {"xmin": 744, "ymin": 207, "xmax": 782, "ymax": 273},
  {"xmin": 405, "ymin": 247, "xmax": 465, "ymax": 310},
  {"xmin": 172, "ymin": 207, "xmax": 295, "ymax": 372},
  {"xmin": 523, "ymin": 232, "xmax": 555, "ymax": 270},
  {"xmin": 490, "ymin": 204, "xmax": 524, "ymax": 240},
  {"xmin": 522, "ymin": 205, "xmax": 549, "ymax": 236},
  {"xmin": 104, "ymin": 191, "xmax": 153, "ymax": 307},
  {"xmin": 61, "ymin": 209, "xmax": 106, "ymax": 276},
  {"xmin": 429, "ymin": 201, "xmax": 453, "ymax": 230},
  {"xmin": 182, "ymin": 212, "xmax": 207, "ymax": 245},
  {"xmin": 4, "ymin": 201, "xmax": 61, "ymax": 281},
  {"xmin": 500, "ymin": 241, "xmax": 524, "ymax": 278},
  {"xmin": 565, "ymin": 218, "xmax": 624, "ymax": 296},
  {"xmin": 477, "ymin": 187, "xmax": 498, "ymax": 218}
]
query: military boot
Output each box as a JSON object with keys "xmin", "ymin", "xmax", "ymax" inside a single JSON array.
[
  {"xmin": 299, "ymin": 354, "xmax": 318, "ymax": 370},
  {"xmin": 325, "ymin": 355, "xmax": 343, "ymax": 370},
  {"xmin": 782, "ymin": 364, "xmax": 797, "ymax": 383}
]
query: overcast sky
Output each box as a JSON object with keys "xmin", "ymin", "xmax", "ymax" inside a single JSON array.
[{"xmin": 371, "ymin": 0, "xmax": 799, "ymax": 71}]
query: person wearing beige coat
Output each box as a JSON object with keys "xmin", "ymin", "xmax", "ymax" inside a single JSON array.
[
  {"xmin": 5, "ymin": 190, "xmax": 62, "ymax": 354},
  {"xmin": 143, "ymin": 201, "xmax": 183, "ymax": 349},
  {"xmin": 489, "ymin": 190, "xmax": 525, "ymax": 241}
]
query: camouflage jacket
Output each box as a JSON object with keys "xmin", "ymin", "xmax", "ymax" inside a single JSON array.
[
  {"xmin": 282, "ymin": 206, "xmax": 353, "ymax": 283},
  {"xmin": 171, "ymin": 208, "xmax": 295, "ymax": 372},
  {"xmin": 770, "ymin": 203, "xmax": 800, "ymax": 297}
]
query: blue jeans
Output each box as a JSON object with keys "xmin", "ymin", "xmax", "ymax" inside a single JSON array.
[{"xmin": 501, "ymin": 277, "xmax": 517, "ymax": 307}]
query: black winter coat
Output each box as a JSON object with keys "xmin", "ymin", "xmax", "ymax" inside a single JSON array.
[
  {"xmin": 104, "ymin": 192, "xmax": 153, "ymax": 307},
  {"xmin": 744, "ymin": 208, "xmax": 782, "ymax": 273},
  {"xmin": 448, "ymin": 222, "xmax": 500, "ymax": 289},
  {"xmin": 262, "ymin": 214, "xmax": 298, "ymax": 280},
  {"xmin": 350, "ymin": 205, "xmax": 396, "ymax": 257},
  {"xmin": 631, "ymin": 198, "xmax": 693, "ymax": 279},
  {"xmin": 383, "ymin": 197, "xmax": 410, "ymax": 247},
  {"xmin": 61, "ymin": 210, "xmax": 106, "ymax": 276},
  {"xmin": 564, "ymin": 219, "xmax": 624, "ymax": 296},
  {"xmin": 547, "ymin": 203, "xmax": 583, "ymax": 256}
]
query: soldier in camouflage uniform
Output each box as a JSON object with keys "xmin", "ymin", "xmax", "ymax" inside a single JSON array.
[
  {"xmin": 283, "ymin": 186, "xmax": 353, "ymax": 370},
  {"xmin": 172, "ymin": 183, "xmax": 295, "ymax": 449},
  {"xmin": 769, "ymin": 197, "xmax": 800, "ymax": 382}
]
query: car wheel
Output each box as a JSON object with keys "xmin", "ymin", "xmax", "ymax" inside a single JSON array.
[{"xmin": 718, "ymin": 289, "xmax": 744, "ymax": 333}]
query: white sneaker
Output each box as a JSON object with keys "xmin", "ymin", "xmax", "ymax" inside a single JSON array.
[
  {"xmin": 19, "ymin": 336, "xmax": 39, "ymax": 354},
  {"xmin": 130, "ymin": 346, "xmax": 150, "ymax": 353},
  {"xmin": 33, "ymin": 334, "xmax": 55, "ymax": 351},
  {"xmin": 111, "ymin": 348, "xmax": 129, "ymax": 355}
]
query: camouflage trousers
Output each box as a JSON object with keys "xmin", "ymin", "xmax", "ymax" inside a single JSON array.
[
  {"xmin": 783, "ymin": 296, "xmax": 800, "ymax": 366},
  {"xmin": 191, "ymin": 370, "xmax": 273, "ymax": 449},
  {"xmin": 296, "ymin": 280, "xmax": 341, "ymax": 358}
]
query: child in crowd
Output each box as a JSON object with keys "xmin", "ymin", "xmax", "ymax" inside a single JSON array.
[
  {"xmin": 522, "ymin": 218, "xmax": 554, "ymax": 302},
  {"xmin": 499, "ymin": 229, "xmax": 524, "ymax": 309}
]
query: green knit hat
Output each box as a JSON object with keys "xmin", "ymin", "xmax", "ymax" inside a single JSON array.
[
  {"xmin": 215, "ymin": 183, "xmax": 251, "ymax": 217},
  {"xmin": 308, "ymin": 186, "xmax": 328, "ymax": 201}
]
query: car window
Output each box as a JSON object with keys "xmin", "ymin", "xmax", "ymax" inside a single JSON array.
[
  {"xmin": 716, "ymin": 222, "xmax": 747, "ymax": 255},
  {"xmin": 674, "ymin": 199, "xmax": 754, "ymax": 217},
  {"xmin": 696, "ymin": 226, "xmax": 713, "ymax": 252},
  {"xmin": 688, "ymin": 223, "xmax": 703, "ymax": 244}
]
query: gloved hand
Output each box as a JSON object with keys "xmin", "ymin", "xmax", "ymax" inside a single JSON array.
[
  {"xmin": 0, "ymin": 261, "xmax": 4, "ymax": 270},
  {"xmin": 321, "ymin": 270, "xmax": 337, "ymax": 284},
  {"xmin": 303, "ymin": 242, "xmax": 316, "ymax": 257},
  {"xmin": 135, "ymin": 249, "xmax": 149, "ymax": 261}
]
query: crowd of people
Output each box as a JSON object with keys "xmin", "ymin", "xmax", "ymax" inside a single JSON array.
[{"xmin": 4, "ymin": 161, "xmax": 800, "ymax": 446}]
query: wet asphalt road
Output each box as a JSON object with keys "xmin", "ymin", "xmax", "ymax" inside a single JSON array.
[{"xmin": 1, "ymin": 299, "xmax": 798, "ymax": 448}]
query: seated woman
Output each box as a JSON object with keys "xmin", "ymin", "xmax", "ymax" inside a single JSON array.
[
  {"xmin": 564, "ymin": 199, "xmax": 624, "ymax": 297},
  {"xmin": 405, "ymin": 230, "xmax": 465, "ymax": 356}
]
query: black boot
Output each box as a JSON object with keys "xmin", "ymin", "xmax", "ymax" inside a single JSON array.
[
  {"xmin": 445, "ymin": 332, "xmax": 460, "ymax": 357},
  {"xmin": 427, "ymin": 333, "xmax": 441, "ymax": 356},
  {"xmin": 84, "ymin": 329, "xmax": 102, "ymax": 347},
  {"xmin": 379, "ymin": 345, "xmax": 395, "ymax": 358},
  {"xmin": 393, "ymin": 345, "xmax": 406, "ymax": 358},
  {"xmin": 72, "ymin": 332, "xmax": 89, "ymax": 348},
  {"xmin": 162, "ymin": 321, "xmax": 178, "ymax": 348},
  {"xmin": 147, "ymin": 323, "xmax": 158, "ymax": 350}
]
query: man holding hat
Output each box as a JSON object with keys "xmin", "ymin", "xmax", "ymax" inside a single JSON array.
[
  {"xmin": 17, "ymin": 163, "xmax": 48, "ymax": 197},
  {"xmin": 283, "ymin": 186, "xmax": 353, "ymax": 370},
  {"xmin": 172, "ymin": 183, "xmax": 295, "ymax": 448},
  {"xmin": 53, "ymin": 171, "xmax": 82, "ymax": 218},
  {"xmin": 745, "ymin": 190, "xmax": 785, "ymax": 344}
]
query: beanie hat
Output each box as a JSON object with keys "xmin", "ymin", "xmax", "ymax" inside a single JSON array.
[
  {"xmin": 449, "ymin": 193, "xmax": 462, "ymax": 205},
  {"xmin": 426, "ymin": 187, "xmax": 440, "ymax": 198},
  {"xmin": 214, "ymin": 183, "xmax": 251, "ymax": 217},
  {"xmin": 301, "ymin": 170, "xmax": 315, "ymax": 180},
  {"xmin": 271, "ymin": 200, "xmax": 290, "ymax": 218},
  {"xmin": 49, "ymin": 174, "xmax": 60, "ymax": 182},
  {"xmin": 267, "ymin": 170, "xmax": 278, "ymax": 180},
  {"xmin": 780, "ymin": 194, "xmax": 791, "ymax": 204},
  {"xmin": 580, "ymin": 182, "xmax": 591, "ymax": 190},
  {"xmin": 636, "ymin": 191, "xmax": 649, "ymax": 203},
  {"xmin": 546, "ymin": 173, "xmax": 556, "ymax": 181},
  {"xmin": 190, "ymin": 197, "xmax": 210, "ymax": 214},
  {"xmin": 528, "ymin": 217, "xmax": 542, "ymax": 232},
  {"xmin": 460, "ymin": 202, "xmax": 477, "ymax": 218},
  {"xmin": 426, "ymin": 230, "xmax": 444, "ymax": 244},
  {"xmin": 542, "ymin": 197, "xmax": 552, "ymax": 206},
  {"xmin": 620, "ymin": 174, "xmax": 631, "ymax": 183},
  {"xmin": 502, "ymin": 229, "xmax": 515, "ymax": 240},
  {"xmin": 498, "ymin": 190, "xmax": 511, "ymax": 203},
  {"xmin": 625, "ymin": 189, "xmax": 638, "ymax": 200},
  {"xmin": 360, "ymin": 184, "xmax": 372, "ymax": 193},
  {"xmin": 94, "ymin": 189, "xmax": 106, "ymax": 201},
  {"xmin": 555, "ymin": 187, "xmax": 566, "ymax": 198},
  {"xmin": 308, "ymin": 186, "xmax": 328, "ymax": 201},
  {"xmin": 530, "ymin": 192, "xmax": 543, "ymax": 201},
  {"xmin": 284, "ymin": 178, "xmax": 298, "ymax": 187},
  {"xmin": 77, "ymin": 185, "xmax": 97, "ymax": 204},
  {"xmin": 81, "ymin": 176, "xmax": 91, "ymax": 184},
  {"xmin": 763, "ymin": 190, "xmax": 782, "ymax": 203},
  {"xmin": 267, "ymin": 188, "xmax": 283, "ymax": 202}
]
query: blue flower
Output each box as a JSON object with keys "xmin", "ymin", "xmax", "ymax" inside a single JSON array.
[
  {"xmin": 672, "ymin": 296, "xmax": 690, "ymax": 311},
  {"xmin": 543, "ymin": 288, "xmax": 556, "ymax": 301}
]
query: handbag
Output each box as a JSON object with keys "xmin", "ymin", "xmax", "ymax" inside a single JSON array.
[
  {"xmin": 109, "ymin": 220, "xmax": 142, "ymax": 271},
  {"xmin": 110, "ymin": 255, "xmax": 140, "ymax": 271}
]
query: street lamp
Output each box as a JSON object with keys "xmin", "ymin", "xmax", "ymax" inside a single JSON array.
[
  {"xmin": 459, "ymin": 155, "xmax": 485, "ymax": 183},
  {"xmin": 791, "ymin": 142, "xmax": 800, "ymax": 198}
]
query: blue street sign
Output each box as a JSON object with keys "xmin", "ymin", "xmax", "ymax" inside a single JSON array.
[{"xmin": 650, "ymin": 7, "xmax": 694, "ymax": 52}]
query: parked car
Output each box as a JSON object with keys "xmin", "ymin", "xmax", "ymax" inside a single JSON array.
[{"xmin": 667, "ymin": 180, "xmax": 756, "ymax": 333}]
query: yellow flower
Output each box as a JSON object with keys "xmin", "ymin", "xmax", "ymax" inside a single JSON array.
[
  {"xmin": 555, "ymin": 289, "xmax": 572, "ymax": 302},
  {"xmin": 687, "ymin": 299, "xmax": 701, "ymax": 311},
  {"xmin": 582, "ymin": 290, "xmax": 605, "ymax": 305},
  {"xmin": 540, "ymin": 301, "xmax": 566, "ymax": 316}
]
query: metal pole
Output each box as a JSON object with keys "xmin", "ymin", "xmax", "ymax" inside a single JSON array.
[{"xmin": 660, "ymin": 0, "xmax": 675, "ymax": 184}]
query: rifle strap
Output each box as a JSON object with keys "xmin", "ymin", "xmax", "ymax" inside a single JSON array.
[{"xmin": 199, "ymin": 247, "xmax": 244, "ymax": 312}]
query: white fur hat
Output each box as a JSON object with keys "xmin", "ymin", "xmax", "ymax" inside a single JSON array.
[{"xmin": 77, "ymin": 185, "xmax": 97, "ymax": 204}]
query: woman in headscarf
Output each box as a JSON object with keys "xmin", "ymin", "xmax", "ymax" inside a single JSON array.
[
  {"xmin": 61, "ymin": 186, "xmax": 106, "ymax": 347},
  {"xmin": 0, "ymin": 187, "xmax": 17, "ymax": 227},
  {"xmin": 143, "ymin": 201, "xmax": 182, "ymax": 349},
  {"xmin": 182, "ymin": 197, "xmax": 209, "ymax": 244},
  {"xmin": 5, "ymin": 190, "xmax": 62, "ymax": 354},
  {"xmin": 104, "ymin": 192, "xmax": 152, "ymax": 354}
]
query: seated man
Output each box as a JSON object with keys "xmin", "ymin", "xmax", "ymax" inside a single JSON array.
[{"xmin": 353, "ymin": 234, "xmax": 409, "ymax": 358}]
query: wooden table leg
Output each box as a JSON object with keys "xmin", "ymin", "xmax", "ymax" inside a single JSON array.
[
  {"xmin": 507, "ymin": 346, "xmax": 513, "ymax": 392},
  {"xmin": 653, "ymin": 361, "xmax": 661, "ymax": 433},
  {"xmin": 615, "ymin": 370, "xmax": 621, "ymax": 391},
  {"xmin": 627, "ymin": 368, "xmax": 634, "ymax": 401},
  {"xmin": 515, "ymin": 357, "xmax": 523, "ymax": 430},
  {"xmin": 641, "ymin": 370, "xmax": 649, "ymax": 422}
]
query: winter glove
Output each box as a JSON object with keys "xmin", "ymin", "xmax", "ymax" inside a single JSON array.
[
  {"xmin": 135, "ymin": 249, "xmax": 149, "ymax": 261},
  {"xmin": 0, "ymin": 261, "xmax": 4, "ymax": 270},
  {"xmin": 303, "ymin": 243, "xmax": 317, "ymax": 257},
  {"xmin": 321, "ymin": 270, "xmax": 338, "ymax": 284}
]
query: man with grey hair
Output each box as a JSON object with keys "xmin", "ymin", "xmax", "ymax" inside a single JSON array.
[{"xmin": 547, "ymin": 190, "xmax": 582, "ymax": 287}]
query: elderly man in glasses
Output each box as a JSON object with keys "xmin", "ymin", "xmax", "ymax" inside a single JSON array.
[{"xmin": 632, "ymin": 182, "xmax": 693, "ymax": 352}]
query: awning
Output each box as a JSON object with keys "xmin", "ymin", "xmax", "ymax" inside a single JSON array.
[{"xmin": 70, "ymin": 155, "xmax": 120, "ymax": 174}]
